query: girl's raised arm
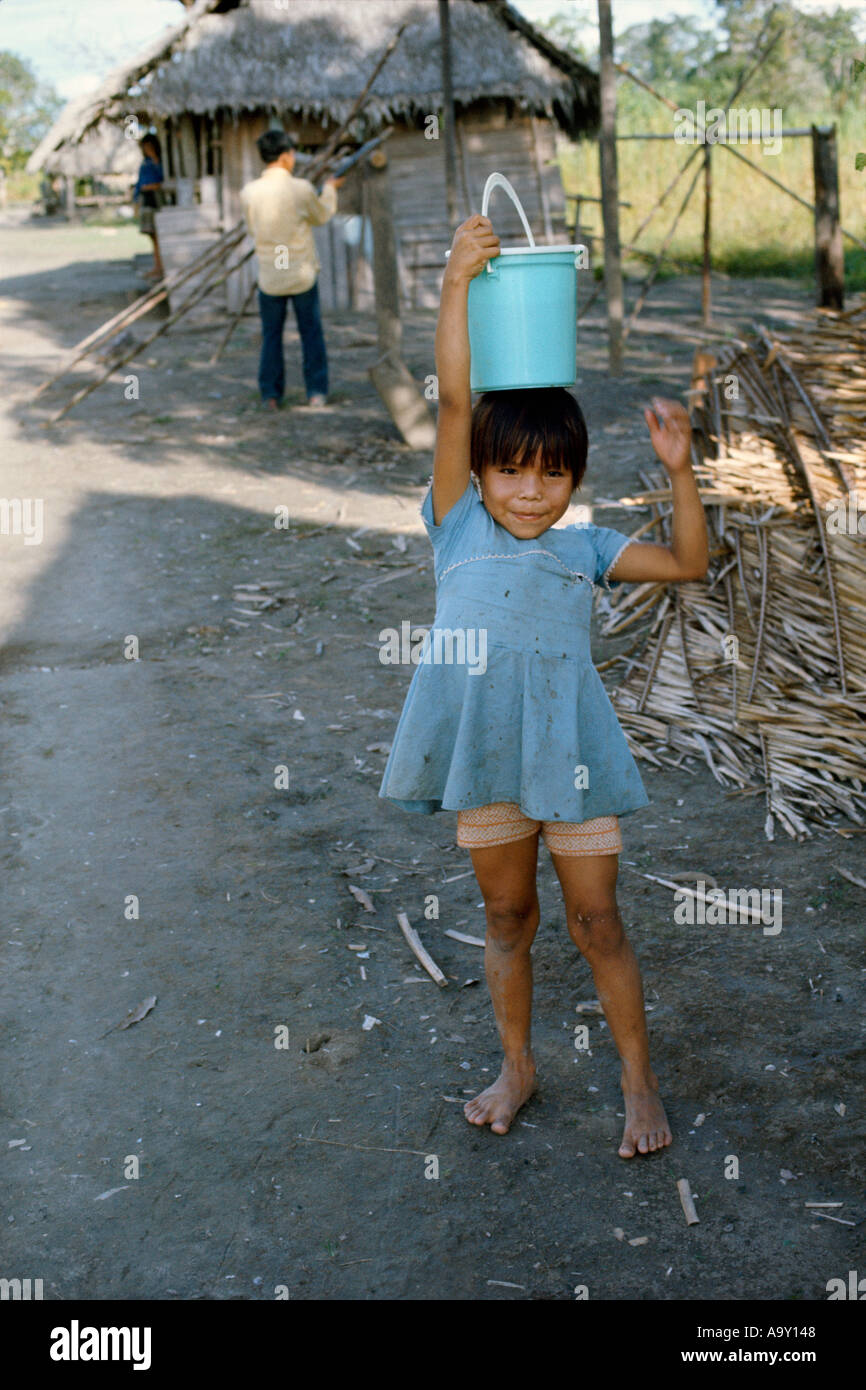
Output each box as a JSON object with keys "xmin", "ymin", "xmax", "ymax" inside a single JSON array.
[
  {"xmin": 432, "ymin": 216, "xmax": 499, "ymax": 525},
  {"xmin": 609, "ymin": 398, "xmax": 709, "ymax": 584}
]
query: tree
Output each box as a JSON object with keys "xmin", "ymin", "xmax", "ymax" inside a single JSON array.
[
  {"xmin": 0, "ymin": 52, "xmax": 62, "ymax": 170},
  {"xmin": 710, "ymin": 0, "xmax": 864, "ymax": 115},
  {"xmin": 616, "ymin": 16, "xmax": 718, "ymax": 97},
  {"xmin": 542, "ymin": 6, "xmax": 596, "ymax": 64},
  {"xmin": 854, "ymin": 57, "xmax": 865, "ymax": 173}
]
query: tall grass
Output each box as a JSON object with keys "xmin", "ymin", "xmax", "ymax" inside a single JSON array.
[{"xmin": 559, "ymin": 106, "xmax": 866, "ymax": 288}]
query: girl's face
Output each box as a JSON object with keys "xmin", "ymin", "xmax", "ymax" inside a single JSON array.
[{"xmin": 479, "ymin": 447, "xmax": 574, "ymax": 538}]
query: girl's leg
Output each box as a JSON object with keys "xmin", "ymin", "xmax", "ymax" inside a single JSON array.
[
  {"xmin": 151, "ymin": 230, "xmax": 165, "ymax": 280},
  {"xmin": 549, "ymin": 849, "xmax": 672, "ymax": 1157},
  {"xmin": 144, "ymin": 231, "xmax": 164, "ymax": 280},
  {"xmin": 462, "ymin": 829, "xmax": 541, "ymax": 1134}
]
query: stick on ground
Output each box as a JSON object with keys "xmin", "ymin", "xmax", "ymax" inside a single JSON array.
[
  {"xmin": 444, "ymin": 928, "xmax": 486, "ymax": 948},
  {"xmin": 396, "ymin": 910, "xmax": 448, "ymax": 987},
  {"xmin": 677, "ymin": 1177, "xmax": 701, "ymax": 1225}
]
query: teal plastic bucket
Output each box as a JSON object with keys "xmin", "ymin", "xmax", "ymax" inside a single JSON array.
[{"xmin": 447, "ymin": 173, "xmax": 586, "ymax": 392}]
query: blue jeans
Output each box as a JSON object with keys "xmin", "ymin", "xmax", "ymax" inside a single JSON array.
[{"xmin": 257, "ymin": 282, "xmax": 328, "ymax": 402}]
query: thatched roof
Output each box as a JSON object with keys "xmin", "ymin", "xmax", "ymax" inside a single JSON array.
[
  {"xmin": 35, "ymin": 119, "xmax": 143, "ymax": 176},
  {"xmin": 30, "ymin": 0, "xmax": 598, "ymax": 172},
  {"xmin": 27, "ymin": 0, "xmax": 223, "ymax": 173}
]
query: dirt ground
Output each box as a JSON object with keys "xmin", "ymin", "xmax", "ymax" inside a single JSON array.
[{"xmin": 1, "ymin": 211, "xmax": 863, "ymax": 1302}]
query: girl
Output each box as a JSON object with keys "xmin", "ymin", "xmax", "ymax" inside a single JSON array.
[
  {"xmin": 379, "ymin": 214, "xmax": 708, "ymax": 1157},
  {"xmin": 133, "ymin": 134, "xmax": 165, "ymax": 281}
]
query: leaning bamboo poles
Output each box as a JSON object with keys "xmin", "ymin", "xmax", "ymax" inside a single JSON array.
[
  {"xmin": 208, "ymin": 276, "xmax": 257, "ymax": 366},
  {"xmin": 32, "ymin": 221, "xmax": 246, "ymax": 402},
  {"xmin": 51, "ymin": 240, "xmax": 254, "ymax": 422},
  {"xmin": 36, "ymin": 23, "xmax": 413, "ymax": 420},
  {"xmin": 605, "ymin": 300, "xmax": 866, "ymax": 840}
]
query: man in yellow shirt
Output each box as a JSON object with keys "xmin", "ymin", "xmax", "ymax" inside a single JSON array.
[{"xmin": 241, "ymin": 130, "xmax": 344, "ymax": 410}]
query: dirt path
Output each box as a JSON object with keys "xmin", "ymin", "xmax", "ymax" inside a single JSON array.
[{"xmin": 1, "ymin": 216, "xmax": 862, "ymax": 1300}]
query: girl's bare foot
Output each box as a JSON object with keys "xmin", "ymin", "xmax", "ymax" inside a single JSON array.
[
  {"xmin": 464, "ymin": 1058, "xmax": 537, "ymax": 1135},
  {"xmin": 619, "ymin": 1068, "xmax": 672, "ymax": 1157}
]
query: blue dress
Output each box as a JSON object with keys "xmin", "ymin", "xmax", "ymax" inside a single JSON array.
[{"xmin": 378, "ymin": 478, "xmax": 650, "ymax": 822}]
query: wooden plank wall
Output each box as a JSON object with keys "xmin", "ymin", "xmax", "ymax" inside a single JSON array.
[
  {"xmin": 312, "ymin": 164, "xmax": 371, "ymax": 313},
  {"xmin": 212, "ymin": 106, "xmax": 570, "ymax": 316},
  {"xmin": 154, "ymin": 204, "xmax": 223, "ymax": 313},
  {"xmin": 385, "ymin": 107, "xmax": 569, "ymax": 310},
  {"xmin": 313, "ymin": 213, "xmax": 375, "ymax": 313}
]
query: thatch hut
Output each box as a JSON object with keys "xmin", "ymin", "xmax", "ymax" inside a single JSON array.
[
  {"xmin": 30, "ymin": 0, "xmax": 598, "ymax": 311},
  {"xmin": 29, "ymin": 118, "xmax": 141, "ymax": 219},
  {"xmin": 33, "ymin": 119, "xmax": 140, "ymax": 179}
]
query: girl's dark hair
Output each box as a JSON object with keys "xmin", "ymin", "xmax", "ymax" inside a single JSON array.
[
  {"xmin": 470, "ymin": 388, "xmax": 588, "ymax": 490},
  {"xmin": 140, "ymin": 133, "xmax": 162, "ymax": 161}
]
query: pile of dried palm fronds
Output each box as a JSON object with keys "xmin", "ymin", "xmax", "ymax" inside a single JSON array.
[{"xmin": 603, "ymin": 297, "xmax": 866, "ymax": 841}]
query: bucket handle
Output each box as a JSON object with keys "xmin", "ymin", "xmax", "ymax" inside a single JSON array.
[{"xmin": 480, "ymin": 172, "xmax": 535, "ymax": 273}]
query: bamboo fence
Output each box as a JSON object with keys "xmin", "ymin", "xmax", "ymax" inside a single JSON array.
[{"xmin": 605, "ymin": 299, "xmax": 866, "ymax": 840}]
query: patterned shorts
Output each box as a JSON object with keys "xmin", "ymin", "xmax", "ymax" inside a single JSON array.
[{"xmin": 456, "ymin": 801, "xmax": 622, "ymax": 856}]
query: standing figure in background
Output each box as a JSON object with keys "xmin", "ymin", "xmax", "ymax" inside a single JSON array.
[
  {"xmin": 241, "ymin": 129, "xmax": 344, "ymax": 411},
  {"xmin": 133, "ymin": 134, "xmax": 165, "ymax": 281}
]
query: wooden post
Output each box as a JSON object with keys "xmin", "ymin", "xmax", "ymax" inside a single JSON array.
[
  {"xmin": 213, "ymin": 113, "xmax": 222, "ymax": 182},
  {"xmin": 367, "ymin": 152, "xmax": 401, "ymax": 360},
  {"xmin": 63, "ymin": 174, "xmax": 76, "ymax": 221},
  {"xmin": 221, "ymin": 118, "xmax": 258, "ymax": 314},
  {"xmin": 597, "ymin": 0, "xmax": 624, "ymax": 374},
  {"xmin": 162, "ymin": 119, "xmax": 171, "ymax": 179},
  {"xmin": 438, "ymin": 0, "xmax": 460, "ymax": 227},
  {"xmin": 454, "ymin": 116, "xmax": 472, "ymax": 218},
  {"xmin": 365, "ymin": 151, "xmax": 436, "ymax": 449},
  {"xmin": 811, "ymin": 123, "xmax": 844, "ymax": 310},
  {"xmin": 197, "ymin": 115, "xmax": 207, "ymax": 181},
  {"xmin": 176, "ymin": 115, "xmax": 198, "ymax": 181},
  {"xmin": 529, "ymin": 113, "xmax": 554, "ymax": 242},
  {"xmin": 701, "ymin": 144, "xmax": 712, "ymax": 325}
]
